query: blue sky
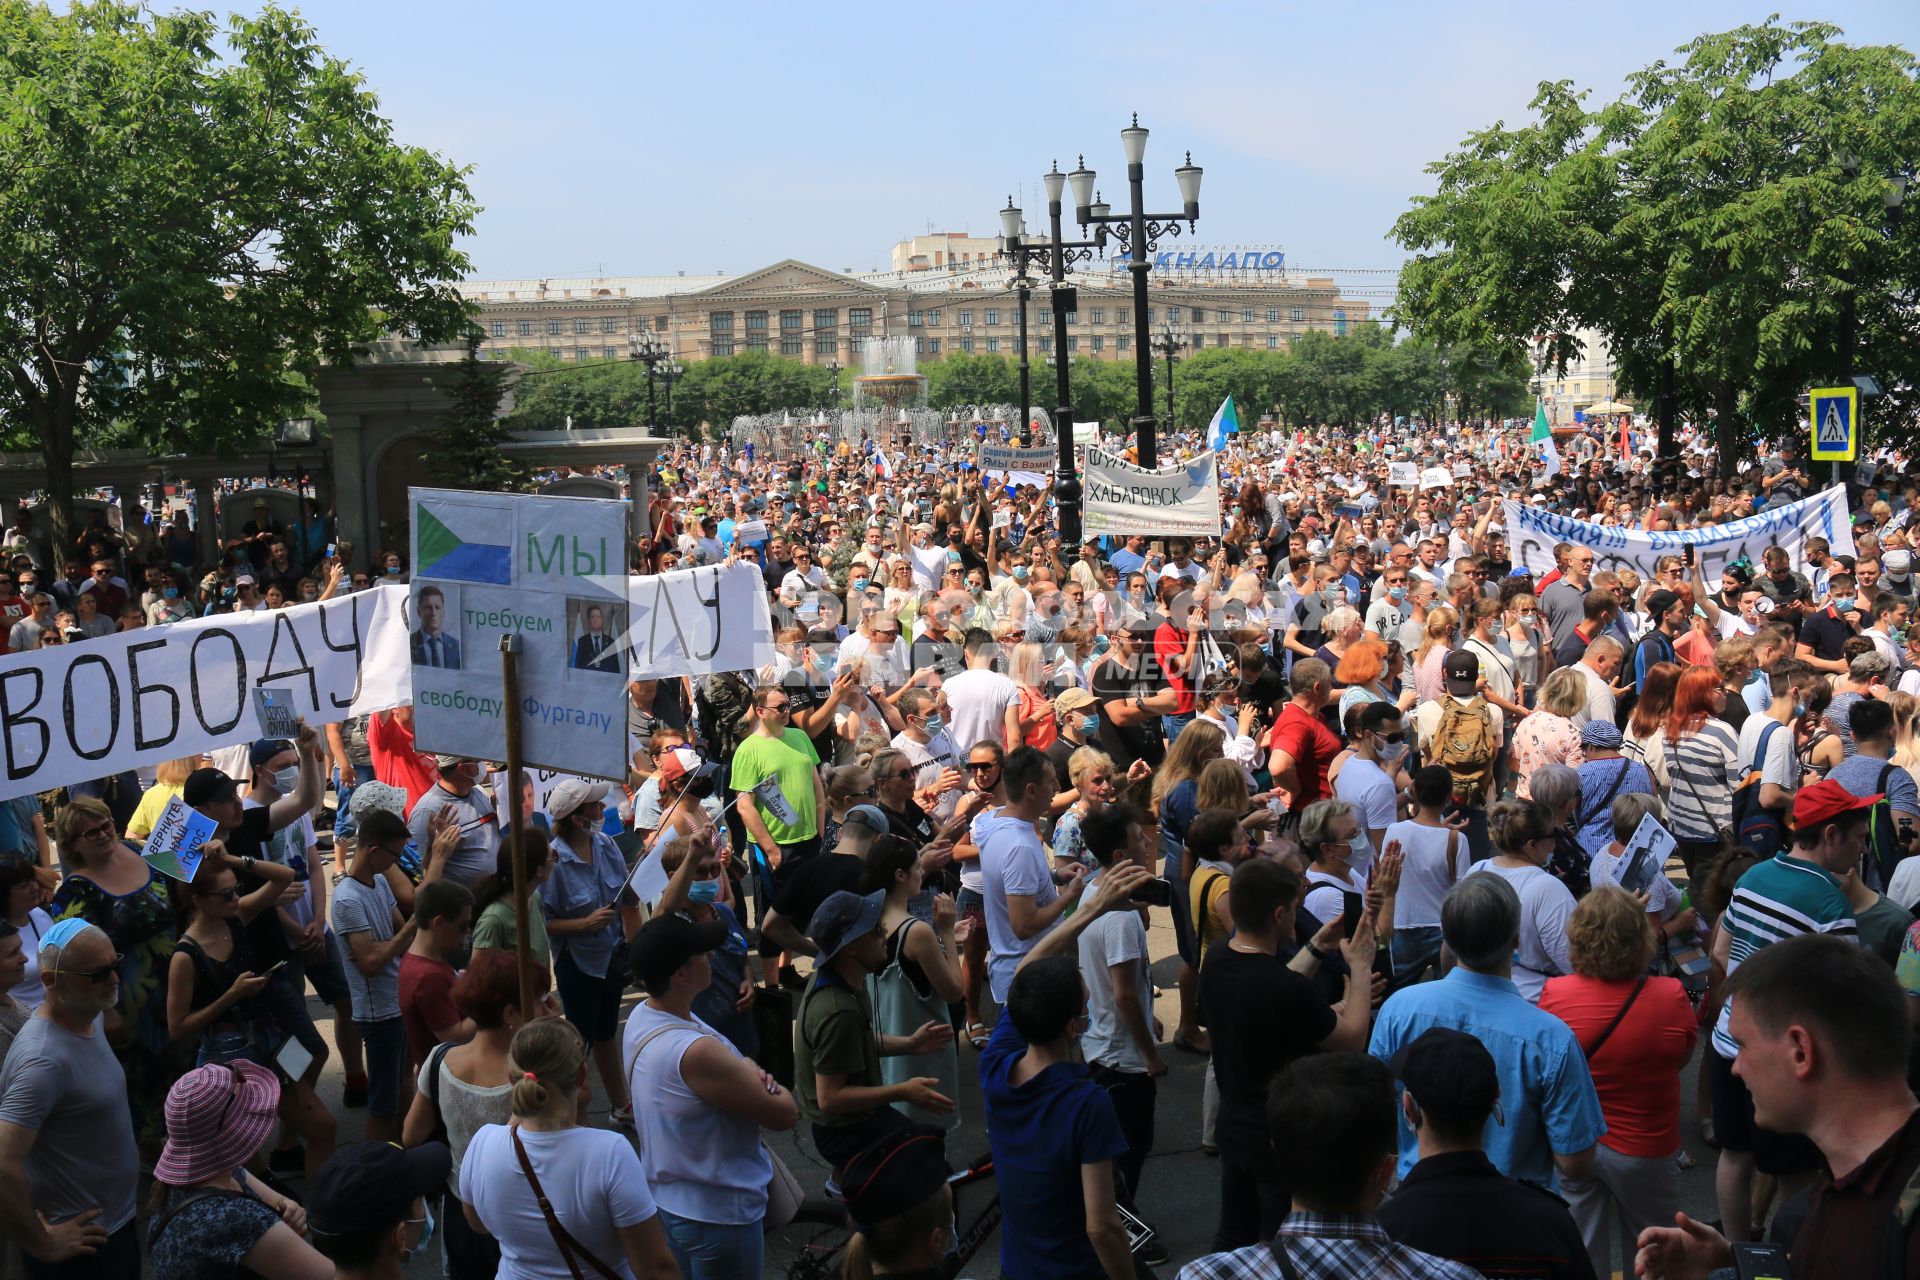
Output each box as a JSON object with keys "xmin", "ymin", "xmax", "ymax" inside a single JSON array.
[{"xmin": 273, "ymin": 1, "xmax": 1917, "ymax": 286}]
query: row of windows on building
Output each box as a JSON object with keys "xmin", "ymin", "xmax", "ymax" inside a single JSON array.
[
  {"xmin": 486, "ymin": 303, "xmax": 1348, "ymax": 342},
  {"xmin": 483, "ymin": 325, "xmax": 1353, "ymax": 363}
]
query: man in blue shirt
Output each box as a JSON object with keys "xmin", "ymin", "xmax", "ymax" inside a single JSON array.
[
  {"xmin": 1369, "ymin": 873, "xmax": 1604, "ymax": 1189},
  {"xmin": 981, "ymin": 859, "xmax": 1151, "ymax": 1280}
]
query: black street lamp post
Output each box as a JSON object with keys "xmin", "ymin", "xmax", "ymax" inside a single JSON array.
[
  {"xmin": 629, "ymin": 332, "xmax": 682, "ymax": 435},
  {"xmin": 1000, "ymin": 184, "xmax": 1100, "ymax": 545},
  {"xmin": 1150, "ymin": 320, "xmax": 1185, "ymax": 431},
  {"xmin": 1066, "ymin": 116, "xmax": 1202, "ymax": 469}
]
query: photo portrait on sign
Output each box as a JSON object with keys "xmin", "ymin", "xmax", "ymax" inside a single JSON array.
[
  {"xmin": 410, "ymin": 582, "xmax": 463, "ymax": 670},
  {"xmin": 567, "ymin": 597, "xmax": 625, "ymax": 675}
]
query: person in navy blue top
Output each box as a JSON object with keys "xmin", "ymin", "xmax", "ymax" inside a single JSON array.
[{"xmin": 980, "ymin": 860, "xmax": 1152, "ymax": 1280}]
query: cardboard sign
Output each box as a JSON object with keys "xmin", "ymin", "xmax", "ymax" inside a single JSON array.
[
  {"xmin": 253, "ymin": 687, "xmax": 300, "ymax": 740},
  {"xmin": 1419, "ymin": 466, "xmax": 1454, "ymax": 489},
  {"xmin": 143, "ymin": 794, "xmax": 219, "ymax": 882},
  {"xmin": 1388, "ymin": 462, "xmax": 1419, "ymax": 487}
]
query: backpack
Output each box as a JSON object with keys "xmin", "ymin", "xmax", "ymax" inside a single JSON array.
[
  {"xmin": 1434, "ymin": 695, "xmax": 1497, "ymax": 807},
  {"xmin": 1867, "ymin": 761, "xmax": 1903, "ymax": 893},
  {"xmin": 1730, "ymin": 720, "xmax": 1789, "ymax": 858},
  {"xmin": 695, "ymin": 672, "xmax": 755, "ymax": 763}
]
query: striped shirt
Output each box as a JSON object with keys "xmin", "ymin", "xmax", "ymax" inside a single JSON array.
[
  {"xmin": 1665, "ymin": 719, "xmax": 1739, "ymax": 841},
  {"xmin": 1711, "ymin": 852, "xmax": 1858, "ymax": 1059}
]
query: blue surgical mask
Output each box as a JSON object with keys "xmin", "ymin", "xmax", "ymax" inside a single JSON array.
[
  {"xmin": 163, "ymin": 586, "xmax": 178, "ymax": 599},
  {"xmin": 1092, "ymin": 633, "xmax": 1111, "ymax": 655},
  {"xmin": 922, "ymin": 714, "xmax": 945, "ymax": 735},
  {"xmin": 272, "ymin": 765, "xmax": 300, "ymax": 794},
  {"xmin": 1794, "ymin": 700, "xmax": 1808, "ymax": 718},
  {"xmin": 1080, "ymin": 713, "xmax": 1100, "ymax": 735},
  {"xmin": 816, "ymin": 653, "xmax": 837, "ymax": 677},
  {"xmin": 1012, "ymin": 566, "xmax": 1029, "ymax": 581},
  {"xmin": 1388, "ymin": 586, "xmax": 1407, "ymax": 603},
  {"xmin": 385, "ymin": 565, "xmax": 403, "ymax": 576},
  {"xmin": 688, "ymin": 878, "xmax": 722, "ymax": 905},
  {"xmin": 851, "ymin": 578, "xmax": 869, "ymax": 593}
]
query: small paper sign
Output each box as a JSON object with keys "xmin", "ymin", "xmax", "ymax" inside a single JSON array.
[
  {"xmin": 627, "ymin": 839, "xmax": 670, "ymax": 907},
  {"xmin": 992, "ymin": 509, "xmax": 1012, "ymax": 531},
  {"xmin": 1617, "ymin": 812, "xmax": 1676, "ymax": 897},
  {"xmin": 1388, "ymin": 461, "xmax": 1419, "ymax": 487},
  {"xmin": 734, "ymin": 520, "xmax": 768, "ymax": 545},
  {"xmin": 144, "ymin": 794, "xmax": 219, "ymax": 882},
  {"xmin": 1419, "ymin": 466, "xmax": 1455, "ymax": 489},
  {"xmin": 253, "ymin": 687, "xmax": 299, "ymax": 740},
  {"xmin": 751, "ymin": 774, "xmax": 799, "ymax": 827}
]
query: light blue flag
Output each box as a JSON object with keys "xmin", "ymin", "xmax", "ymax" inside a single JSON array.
[{"xmin": 1207, "ymin": 394, "xmax": 1239, "ymax": 452}]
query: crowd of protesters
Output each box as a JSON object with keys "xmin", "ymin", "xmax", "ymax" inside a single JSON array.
[{"xmin": 1, "ymin": 416, "xmax": 1920, "ymax": 1280}]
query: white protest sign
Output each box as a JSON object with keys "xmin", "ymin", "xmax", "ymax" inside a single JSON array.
[
  {"xmin": 752, "ymin": 774, "xmax": 799, "ymax": 827},
  {"xmin": 1388, "ymin": 462, "xmax": 1419, "ymax": 487},
  {"xmin": 253, "ymin": 687, "xmax": 299, "ymax": 739},
  {"xmin": 1502, "ymin": 485, "xmax": 1855, "ymax": 585},
  {"xmin": 143, "ymin": 794, "xmax": 220, "ymax": 882},
  {"xmin": 733, "ymin": 519, "xmax": 768, "ymax": 545},
  {"xmin": 622, "ymin": 563, "xmax": 776, "ymax": 681},
  {"xmin": 992, "ymin": 508, "xmax": 1012, "ymax": 531},
  {"xmin": 1073, "ymin": 422, "xmax": 1100, "ymax": 446},
  {"xmin": 977, "ymin": 442, "xmax": 1057, "ymax": 472},
  {"xmin": 1617, "ymin": 811, "xmax": 1677, "ymax": 897},
  {"xmin": 410, "ymin": 488, "xmax": 630, "ymax": 782},
  {"xmin": 1082, "ymin": 449, "xmax": 1224, "ymax": 538},
  {"xmin": 0, "ymin": 586, "xmax": 410, "ymax": 802},
  {"xmin": 1419, "ymin": 466, "xmax": 1454, "ymax": 489}
]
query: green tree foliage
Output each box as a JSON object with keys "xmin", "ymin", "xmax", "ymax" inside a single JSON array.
[
  {"xmin": 1393, "ymin": 19, "xmax": 1920, "ymax": 475},
  {"xmin": 432, "ymin": 339, "xmax": 531, "ymax": 492},
  {"xmin": 924, "ymin": 353, "xmax": 1018, "ymax": 409},
  {"xmin": 507, "ymin": 349, "xmax": 843, "ymax": 441},
  {"xmin": 0, "ymin": 2, "xmax": 478, "ymax": 550}
]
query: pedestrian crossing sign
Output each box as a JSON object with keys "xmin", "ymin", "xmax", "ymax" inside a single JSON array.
[{"xmin": 1809, "ymin": 386, "xmax": 1858, "ymax": 462}]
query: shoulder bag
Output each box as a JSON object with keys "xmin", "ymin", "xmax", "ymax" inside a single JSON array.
[
  {"xmin": 509, "ymin": 1124, "xmax": 624, "ymax": 1280},
  {"xmin": 624, "ymin": 1017, "xmax": 803, "ymax": 1227},
  {"xmin": 1580, "ymin": 975, "xmax": 1649, "ymax": 1061}
]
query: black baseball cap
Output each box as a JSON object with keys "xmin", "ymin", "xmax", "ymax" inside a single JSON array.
[
  {"xmin": 1391, "ymin": 1027, "xmax": 1500, "ymax": 1129},
  {"xmin": 1644, "ymin": 589, "xmax": 1682, "ymax": 620},
  {"xmin": 181, "ymin": 767, "xmax": 238, "ymax": 808},
  {"xmin": 1441, "ymin": 649, "xmax": 1480, "ymax": 695},
  {"xmin": 628, "ymin": 912, "xmax": 729, "ymax": 991},
  {"xmin": 840, "ymin": 1124, "xmax": 952, "ymax": 1229},
  {"xmin": 309, "ymin": 1140, "xmax": 450, "ymax": 1241}
]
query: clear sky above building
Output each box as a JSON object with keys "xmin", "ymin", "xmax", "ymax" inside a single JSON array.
[{"xmin": 274, "ymin": 0, "xmax": 1917, "ymax": 284}]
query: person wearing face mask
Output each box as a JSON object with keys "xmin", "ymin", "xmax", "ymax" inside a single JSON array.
[
  {"xmin": 1335, "ymin": 703, "xmax": 1410, "ymax": 881},
  {"xmin": 890, "ymin": 688, "xmax": 963, "ymax": 824},
  {"xmin": 309, "ymin": 1140, "xmax": 453, "ymax": 1279},
  {"xmin": 399, "ymin": 881, "xmax": 476, "ymax": 1072},
  {"xmin": 407, "ymin": 755, "xmax": 501, "ymax": 887}
]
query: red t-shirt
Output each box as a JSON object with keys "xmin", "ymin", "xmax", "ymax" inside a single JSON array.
[
  {"xmin": 398, "ymin": 952, "xmax": 460, "ymax": 1071},
  {"xmin": 0, "ymin": 597, "xmax": 23, "ymax": 653},
  {"xmin": 1266, "ymin": 702, "xmax": 1342, "ymax": 806},
  {"xmin": 1539, "ymin": 973, "xmax": 1697, "ymax": 1157},
  {"xmin": 1153, "ymin": 623, "xmax": 1197, "ymax": 715},
  {"xmin": 367, "ymin": 711, "xmax": 438, "ymax": 808}
]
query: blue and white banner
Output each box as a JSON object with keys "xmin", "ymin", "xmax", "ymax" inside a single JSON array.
[
  {"xmin": 1502, "ymin": 485, "xmax": 1855, "ymax": 584},
  {"xmin": 1083, "ymin": 449, "xmax": 1223, "ymax": 538}
]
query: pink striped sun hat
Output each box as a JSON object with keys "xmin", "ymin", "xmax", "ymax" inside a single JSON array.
[{"xmin": 154, "ymin": 1059, "xmax": 281, "ymax": 1186}]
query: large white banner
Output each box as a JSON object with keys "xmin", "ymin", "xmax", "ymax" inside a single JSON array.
[
  {"xmin": 1502, "ymin": 485, "xmax": 1855, "ymax": 583},
  {"xmin": 622, "ymin": 562, "xmax": 775, "ymax": 680},
  {"xmin": 1082, "ymin": 449, "xmax": 1224, "ymax": 538},
  {"xmin": 0, "ymin": 587, "xmax": 411, "ymax": 802},
  {"xmin": 410, "ymin": 488, "xmax": 631, "ymax": 782}
]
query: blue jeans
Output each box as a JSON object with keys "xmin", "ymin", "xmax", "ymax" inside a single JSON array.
[
  {"xmin": 333, "ymin": 763, "xmax": 376, "ymax": 837},
  {"xmin": 658, "ymin": 1208, "xmax": 765, "ymax": 1280},
  {"xmin": 1389, "ymin": 926, "xmax": 1444, "ymax": 985},
  {"xmin": 1162, "ymin": 711, "xmax": 1195, "ymax": 745}
]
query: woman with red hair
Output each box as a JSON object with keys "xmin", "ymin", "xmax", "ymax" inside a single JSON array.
[{"xmin": 1662, "ymin": 664, "xmax": 1739, "ymax": 880}]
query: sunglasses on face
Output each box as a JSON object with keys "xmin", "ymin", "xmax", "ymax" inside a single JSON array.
[
  {"xmin": 966, "ymin": 761, "xmax": 999, "ymax": 773},
  {"xmin": 57, "ymin": 955, "xmax": 123, "ymax": 984}
]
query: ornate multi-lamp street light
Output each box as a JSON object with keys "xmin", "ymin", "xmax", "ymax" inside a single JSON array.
[
  {"xmin": 1149, "ymin": 320, "xmax": 1186, "ymax": 432},
  {"xmin": 999, "ymin": 182, "xmax": 1101, "ymax": 545},
  {"xmin": 1064, "ymin": 116, "xmax": 1201, "ymax": 469},
  {"xmin": 628, "ymin": 331, "xmax": 683, "ymax": 435}
]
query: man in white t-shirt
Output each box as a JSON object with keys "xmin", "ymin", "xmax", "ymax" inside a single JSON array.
[
  {"xmin": 1570, "ymin": 636, "xmax": 1623, "ymax": 730},
  {"xmin": 978, "ymin": 748, "xmax": 1083, "ymax": 1003},
  {"xmin": 943, "ymin": 628, "xmax": 1019, "ymax": 754},
  {"xmin": 1334, "ymin": 702, "xmax": 1406, "ymax": 881}
]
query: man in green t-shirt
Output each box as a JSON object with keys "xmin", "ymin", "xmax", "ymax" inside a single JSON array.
[
  {"xmin": 731, "ymin": 685, "xmax": 827, "ymax": 898},
  {"xmin": 796, "ymin": 889, "xmax": 954, "ymax": 1172}
]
